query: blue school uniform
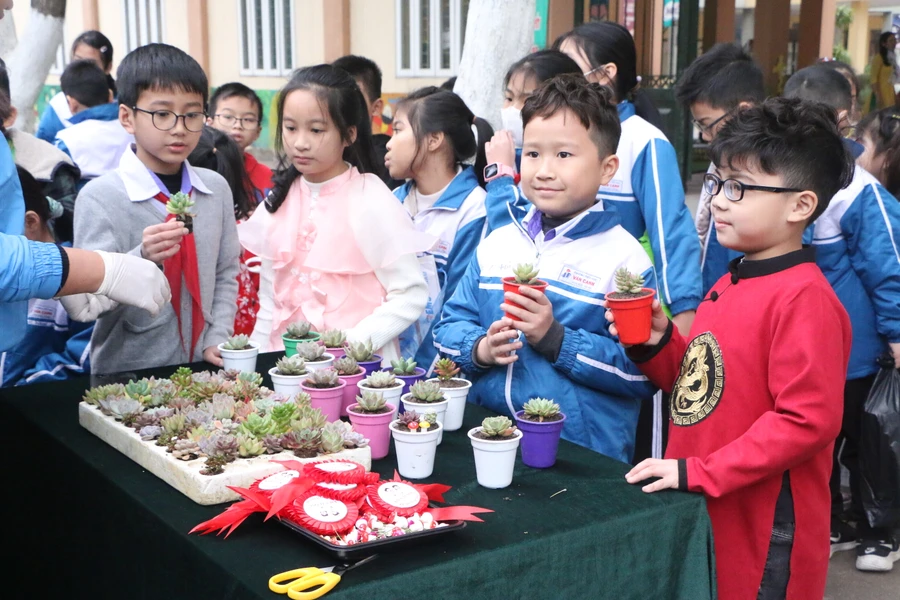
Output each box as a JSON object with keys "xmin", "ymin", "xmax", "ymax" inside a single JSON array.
[
  {"xmin": 35, "ymin": 92, "xmax": 74, "ymax": 144},
  {"xmin": 394, "ymin": 167, "xmax": 487, "ymax": 371},
  {"xmin": 54, "ymin": 103, "xmax": 133, "ymax": 182},
  {"xmin": 433, "ymin": 202, "xmax": 658, "ymax": 460}
]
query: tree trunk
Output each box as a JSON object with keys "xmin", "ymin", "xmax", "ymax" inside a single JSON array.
[
  {"xmin": 454, "ymin": 0, "xmax": 536, "ymax": 130},
  {"xmin": 8, "ymin": 0, "xmax": 66, "ymax": 132},
  {"xmin": 0, "ymin": 9, "xmax": 16, "ymax": 61}
]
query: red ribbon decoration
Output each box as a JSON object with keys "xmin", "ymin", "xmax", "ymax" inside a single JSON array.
[
  {"xmin": 428, "ymin": 506, "xmax": 495, "ymax": 523},
  {"xmin": 189, "ymin": 485, "xmax": 272, "ymax": 538},
  {"xmin": 155, "ymin": 192, "xmax": 204, "ymax": 358}
]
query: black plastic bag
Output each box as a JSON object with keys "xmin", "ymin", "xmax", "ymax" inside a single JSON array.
[{"xmin": 859, "ymin": 354, "xmax": 900, "ymax": 529}]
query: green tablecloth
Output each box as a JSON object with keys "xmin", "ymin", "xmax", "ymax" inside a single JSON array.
[{"xmin": 0, "ymin": 354, "xmax": 715, "ymax": 600}]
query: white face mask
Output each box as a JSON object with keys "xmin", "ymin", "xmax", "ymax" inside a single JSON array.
[{"xmin": 501, "ymin": 106, "xmax": 524, "ymax": 148}]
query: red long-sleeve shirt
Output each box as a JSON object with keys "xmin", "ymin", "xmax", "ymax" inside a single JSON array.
[{"xmin": 633, "ymin": 248, "xmax": 851, "ymax": 600}]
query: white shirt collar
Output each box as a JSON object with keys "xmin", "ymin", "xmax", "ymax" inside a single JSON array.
[{"xmin": 117, "ymin": 144, "xmax": 212, "ymax": 202}]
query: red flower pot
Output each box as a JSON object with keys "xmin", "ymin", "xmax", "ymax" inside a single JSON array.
[
  {"xmin": 606, "ymin": 288, "xmax": 656, "ymax": 345},
  {"xmin": 501, "ymin": 277, "xmax": 549, "ymax": 321}
]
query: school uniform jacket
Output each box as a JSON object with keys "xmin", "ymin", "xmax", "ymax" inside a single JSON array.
[
  {"xmin": 35, "ymin": 92, "xmax": 73, "ymax": 144},
  {"xmin": 55, "ymin": 103, "xmax": 133, "ymax": 181},
  {"xmin": 631, "ymin": 248, "xmax": 851, "ymax": 600},
  {"xmin": 433, "ymin": 202, "xmax": 658, "ymax": 461},
  {"xmin": 811, "ymin": 165, "xmax": 900, "ymax": 379},
  {"xmin": 394, "ymin": 166, "xmax": 487, "ymax": 369}
]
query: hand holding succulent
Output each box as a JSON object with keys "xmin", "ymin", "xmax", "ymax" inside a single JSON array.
[
  {"xmin": 612, "ymin": 267, "xmax": 646, "ymax": 296},
  {"xmin": 165, "ymin": 192, "xmax": 196, "ymax": 233}
]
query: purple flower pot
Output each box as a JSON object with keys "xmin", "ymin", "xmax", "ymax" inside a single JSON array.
[
  {"xmin": 515, "ymin": 410, "xmax": 566, "ymax": 468},
  {"xmin": 385, "ymin": 367, "xmax": 426, "ymax": 396},
  {"xmin": 357, "ymin": 355, "xmax": 383, "ymax": 376}
]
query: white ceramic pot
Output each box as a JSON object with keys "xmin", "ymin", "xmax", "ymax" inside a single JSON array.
[
  {"xmin": 217, "ymin": 341, "xmax": 260, "ymax": 374},
  {"xmin": 426, "ymin": 377, "xmax": 471, "ymax": 432},
  {"xmin": 468, "ymin": 427, "xmax": 523, "ymax": 489},
  {"xmin": 268, "ymin": 367, "xmax": 307, "ymax": 399},
  {"xmin": 391, "ymin": 421, "xmax": 443, "ymax": 479},
  {"xmin": 304, "ymin": 353, "xmax": 335, "ymax": 372},
  {"xmin": 358, "ymin": 381, "xmax": 404, "ymax": 421},
  {"xmin": 401, "ymin": 394, "xmax": 450, "ymax": 445}
]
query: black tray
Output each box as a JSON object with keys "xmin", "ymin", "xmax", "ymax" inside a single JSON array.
[{"xmin": 280, "ymin": 511, "xmax": 467, "ymax": 560}]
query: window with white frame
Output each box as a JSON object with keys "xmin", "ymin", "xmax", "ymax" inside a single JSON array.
[
  {"xmin": 397, "ymin": 0, "xmax": 470, "ymax": 77},
  {"xmin": 123, "ymin": 0, "xmax": 165, "ymax": 52},
  {"xmin": 239, "ymin": 0, "xmax": 295, "ymax": 76}
]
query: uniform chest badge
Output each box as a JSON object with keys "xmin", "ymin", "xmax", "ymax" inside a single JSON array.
[{"xmin": 671, "ymin": 332, "xmax": 725, "ymax": 426}]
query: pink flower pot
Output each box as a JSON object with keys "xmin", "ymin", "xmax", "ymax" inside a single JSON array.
[
  {"xmin": 326, "ymin": 346, "xmax": 346, "ymax": 360},
  {"xmin": 347, "ymin": 403, "xmax": 396, "ymax": 460},
  {"xmin": 338, "ymin": 368, "xmax": 366, "ymax": 417},
  {"xmin": 301, "ymin": 379, "xmax": 347, "ymax": 422}
]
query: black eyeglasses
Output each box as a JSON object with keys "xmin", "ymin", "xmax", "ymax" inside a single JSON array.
[
  {"xmin": 132, "ymin": 107, "xmax": 207, "ymax": 132},
  {"xmin": 703, "ymin": 173, "xmax": 803, "ymax": 202},
  {"xmin": 692, "ymin": 112, "xmax": 729, "ymax": 133},
  {"xmin": 214, "ymin": 114, "xmax": 260, "ymax": 129}
]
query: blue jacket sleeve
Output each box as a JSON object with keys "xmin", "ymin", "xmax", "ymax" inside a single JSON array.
[
  {"xmin": 632, "ymin": 139, "xmax": 702, "ymax": 315},
  {"xmin": 432, "ymin": 254, "xmax": 489, "ymax": 375},
  {"xmin": 484, "ymin": 177, "xmax": 529, "ymax": 234},
  {"xmin": 0, "ymin": 233, "xmax": 65, "ymax": 302},
  {"xmin": 35, "ymin": 106, "xmax": 65, "ymax": 144},
  {"xmin": 552, "ymin": 266, "xmax": 658, "ymax": 398},
  {"xmin": 442, "ymin": 216, "xmax": 485, "ymax": 305},
  {"xmin": 17, "ymin": 323, "xmax": 92, "ymax": 385},
  {"xmin": 54, "ymin": 138, "xmax": 73, "ymax": 160},
  {"xmin": 0, "ymin": 137, "xmax": 25, "ymax": 237},
  {"xmin": 842, "ymin": 184, "xmax": 900, "ymax": 342}
]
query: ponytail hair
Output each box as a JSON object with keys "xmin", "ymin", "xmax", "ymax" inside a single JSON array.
[
  {"xmin": 857, "ymin": 106, "xmax": 900, "ymax": 196},
  {"xmin": 72, "ymin": 30, "xmax": 114, "ymax": 71},
  {"xmin": 266, "ymin": 64, "xmax": 383, "ymax": 213},
  {"xmin": 395, "ymin": 87, "xmax": 495, "ymax": 187},
  {"xmin": 188, "ymin": 126, "xmax": 255, "ymax": 220}
]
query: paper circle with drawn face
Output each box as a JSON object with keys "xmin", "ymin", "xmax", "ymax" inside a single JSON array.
[
  {"xmin": 318, "ymin": 482, "xmax": 357, "ymax": 491},
  {"xmin": 302, "ymin": 495, "xmax": 348, "ymax": 523},
  {"xmin": 377, "ymin": 482, "xmax": 420, "ymax": 508},
  {"xmin": 258, "ymin": 469, "xmax": 300, "ymax": 491},
  {"xmin": 315, "ymin": 461, "xmax": 358, "ymax": 473}
]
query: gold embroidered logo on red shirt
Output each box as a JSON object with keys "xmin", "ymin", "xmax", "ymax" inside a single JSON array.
[{"xmin": 671, "ymin": 332, "xmax": 725, "ymax": 426}]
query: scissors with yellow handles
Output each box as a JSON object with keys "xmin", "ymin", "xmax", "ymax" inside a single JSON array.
[{"xmin": 268, "ymin": 554, "xmax": 378, "ymax": 599}]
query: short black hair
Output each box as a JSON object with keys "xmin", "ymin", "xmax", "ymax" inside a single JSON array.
[
  {"xmin": 332, "ymin": 55, "xmax": 382, "ymax": 103},
  {"xmin": 710, "ymin": 97, "xmax": 854, "ymax": 221},
  {"xmin": 0, "ymin": 57, "xmax": 8, "ymax": 98},
  {"xmin": 440, "ymin": 76, "xmax": 456, "ymax": 91},
  {"xmin": 116, "ymin": 43, "xmax": 208, "ymax": 109},
  {"xmin": 72, "ymin": 30, "xmax": 114, "ymax": 71},
  {"xmin": 503, "ymin": 49, "xmax": 581, "ymax": 89},
  {"xmin": 209, "ymin": 82, "xmax": 264, "ymax": 122},
  {"xmin": 61, "ymin": 59, "xmax": 110, "ymax": 108},
  {"xmin": 522, "ymin": 73, "xmax": 620, "ymax": 156},
  {"xmin": 817, "ymin": 59, "xmax": 859, "ymax": 96},
  {"xmin": 675, "ymin": 43, "xmax": 764, "ymax": 111},
  {"xmin": 784, "ymin": 65, "xmax": 852, "ymax": 113}
]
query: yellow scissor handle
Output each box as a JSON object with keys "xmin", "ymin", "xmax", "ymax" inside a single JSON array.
[
  {"xmin": 269, "ymin": 568, "xmax": 326, "ymax": 595},
  {"xmin": 286, "ymin": 572, "xmax": 341, "ymax": 600}
]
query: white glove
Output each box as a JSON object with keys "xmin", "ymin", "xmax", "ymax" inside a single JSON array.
[
  {"xmin": 94, "ymin": 250, "xmax": 172, "ymax": 317},
  {"xmin": 60, "ymin": 293, "xmax": 119, "ymax": 322}
]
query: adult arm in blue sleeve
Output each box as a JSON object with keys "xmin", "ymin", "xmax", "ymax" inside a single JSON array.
[
  {"xmin": 432, "ymin": 255, "xmax": 490, "ymax": 375},
  {"xmin": 18, "ymin": 322, "xmax": 92, "ymax": 385},
  {"xmin": 632, "ymin": 139, "xmax": 702, "ymax": 316},
  {"xmin": 0, "ymin": 233, "xmax": 65, "ymax": 302},
  {"xmin": 484, "ymin": 177, "xmax": 529, "ymax": 234},
  {"xmin": 843, "ymin": 183, "xmax": 900, "ymax": 342}
]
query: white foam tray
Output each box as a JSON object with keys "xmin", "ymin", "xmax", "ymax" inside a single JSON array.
[{"xmin": 79, "ymin": 403, "xmax": 372, "ymax": 505}]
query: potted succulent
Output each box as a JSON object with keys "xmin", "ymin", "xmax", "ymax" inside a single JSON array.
[
  {"xmin": 606, "ymin": 267, "xmax": 656, "ymax": 345},
  {"xmin": 345, "ymin": 339, "xmax": 382, "ymax": 375},
  {"xmin": 390, "ymin": 410, "xmax": 442, "ymax": 480},
  {"xmin": 347, "ymin": 391, "xmax": 395, "ymax": 460},
  {"xmin": 295, "ymin": 341, "xmax": 334, "ymax": 372},
  {"xmin": 267, "ymin": 355, "xmax": 308, "ymax": 399},
  {"xmin": 515, "ymin": 398, "xmax": 567, "ymax": 468},
  {"xmin": 334, "ymin": 356, "xmax": 366, "ymax": 417},
  {"xmin": 320, "ymin": 329, "xmax": 347, "ymax": 359},
  {"xmin": 501, "ymin": 263, "xmax": 549, "ymax": 321},
  {"xmin": 400, "ymin": 380, "xmax": 450, "ymax": 444},
  {"xmin": 357, "ymin": 371, "xmax": 404, "ymax": 421},
  {"xmin": 425, "ymin": 358, "xmax": 470, "ymax": 432},
  {"xmin": 388, "ymin": 357, "xmax": 426, "ymax": 394},
  {"xmin": 166, "ymin": 191, "xmax": 196, "ymax": 234},
  {"xmin": 468, "ymin": 416, "xmax": 522, "ymax": 489},
  {"xmin": 300, "ymin": 368, "xmax": 347, "ymax": 422},
  {"xmin": 217, "ymin": 334, "xmax": 260, "ymax": 373},
  {"xmin": 282, "ymin": 321, "xmax": 320, "ymax": 356}
]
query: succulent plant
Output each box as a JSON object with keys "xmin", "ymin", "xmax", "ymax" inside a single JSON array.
[
  {"xmin": 106, "ymin": 398, "xmax": 144, "ymax": 426},
  {"xmin": 284, "ymin": 321, "xmax": 313, "ymax": 340},
  {"xmin": 83, "ymin": 383, "xmax": 125, "ymax": 406},
  {"xmin": 172, "ymin": 439, "xmax": 201, "ymax": 461},
  {"xmin": 333, "ymin": 356, "xmax": 360, "ymax": 376},
  {"xmin": 295, "ymin": 341, "xmax": 327, "ymax": 361},
  {"xmin": 124, "ymin": 380, "xmax": 153, "ymax": 404},
  {"xmin": 170, "ymin": 366, "xmax": 194, "ymax": 390},
  {"xmin": 238, "ymin": 413, "xmax": 276, "ymax": 439},
  {"xmin": 184, "ymin": 407, "xmax": 214, "ymax": 428},
  {"xmin": 237, "ymin": 433, "xmax": 266, "ymax": 457},
  {"xmin": 523, "ymin": 397, "xmax": 561, "ymax": 421},
  {"xmin": 361, "ymin": 370, "xmax": 398, "ymax": 389},
  {"xmin": 434, "ymin": 358, "xmax": 461, "ymax": 381},
  {"xmin": 278, "ymin": 430, "xmax": 301, "ymax": 451},
  {"xmin": 232, "ymin": 380, "xmax": 260, "ymax": 403},
  {"xmin": 397, "ymin": 410, "xmax": 420, "ymax": 428},
  {"xmin": 274, "ymin": 354, "xmax": 307, "ymax": 376},
  {"xmin": 252, "ymin": 395, "xmax": 278, "ymax": 416},
  {"xmin": 321, "ymin": 329, "xmax": 347, "ymax": 348},
  {"xmin": 513, "ymin": 263, "xmax": 540, "ymax": 285},
  {"xmin": 166, "ymin": 191, "xmax": 196, "ymax": 233},
  {"xmin": 190, "ymin": 380, "xmax": 224, "ymax": 403},
  {"xmin": 156, "ymin": 430, "xmax": 175, "ymax": 448},
  {"xmin": 354, "ymin": 390, "xmax": 387, "ymax": 413},
  {"xmin": 303, "ymin": 368, "xmax": 341, "ymax": 389},
  {"xmin": 408, "ymin": 380, "xmax": 445, "ymax": 404},
  {"xmin": 221, "ymin": 334, "xmax": 253, "ymax": 351},
  {"xmin": 214, "ymin": 434, "xmax": 239, "ymax": 461},
  {"xmin": 345, "ymin": 339, "xmax": 376, "ymax": 362},
  {"xmin": 210, "ymin": 394, "xmax": 236, "ymax": 420},
  {"xmin": 320, "ymin": 421, "xmax": 346, "ymax": 454},
  {"xmin": 139, "ymin": 425, "xmax": 162, "ymax": 441},
  {"xmin": 481, "ymin": 416, "xmax": 517, "ymax": 438},
  {"xmin": 238, "ymin": 371, "xmax": 263, "ymax": 386},
  {"xmin": 391, "ymin": 357, "xmax": 418, "ymax": 376},
  {"xmin": 293, "ymin": 391, "xmax": 312, "ymax": 408},
  {"xmin": 269, "ymin": 402, "xmax": 298, "ymax": 434},
  {"xmin": 133, "ymin": 411, "xmax": 161, "ymax": 430},
  {"xmin": 169, "ymin": 395, "xmax": 196, "ymax": 413},
  {"xmin": 293, "ymin": 405, "xmax": 327, "ymax": 431},
  {"xmin": 233, "ymin": 400, "xmax": 255, "ymax": 422},
  {"xmin": 262, "ymin": 434, "xmax": 285, "ymax": 454},
  {"xmin": 201, "ymin": 455, "xmax": 227, "ymax": 476},
  {"xmin": 293, "ymin": 428, "xmax": 322, "ymax": 458},
  {"xmin": 613, "ymin": 267, "xmax": 645, "ymax": 295},
  {"xmin": 148, "ymin": 407, "xmax": 175, "ymax": 420},
  {"xmin": 148, "ymin": 381, "xmax": 177, "ymax": 407},
  {"xmin": 161, "ymin": 413, "xmax": 187, "ymax": 435}
]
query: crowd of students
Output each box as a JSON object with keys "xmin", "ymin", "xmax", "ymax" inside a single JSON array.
[{"xmin": 1, "ymin": 20, "xmax": 899, "ymax": 600}]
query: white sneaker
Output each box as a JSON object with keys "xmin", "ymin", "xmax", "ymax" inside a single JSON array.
[{"xmin": 856, "ymin": 538, "xmax": 900, "ymax": 572}]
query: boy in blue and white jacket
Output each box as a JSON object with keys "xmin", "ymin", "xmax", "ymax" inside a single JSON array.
[{"xmin": 434, "ymin": 76, "xmax": 657, "ymax": 461}]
